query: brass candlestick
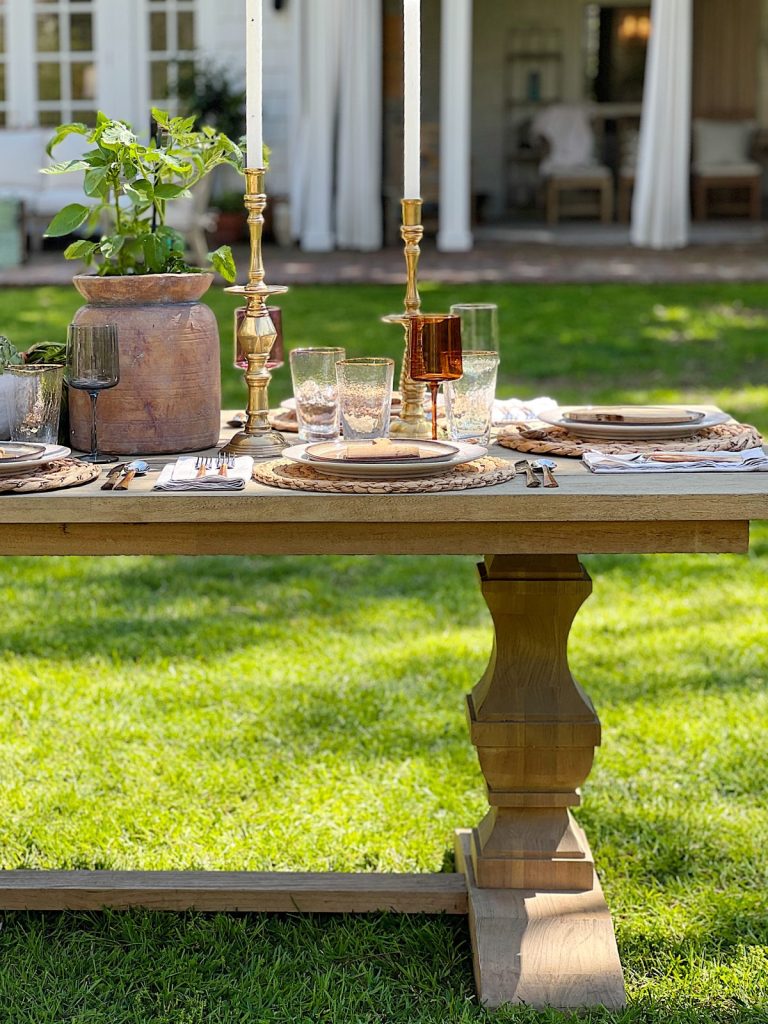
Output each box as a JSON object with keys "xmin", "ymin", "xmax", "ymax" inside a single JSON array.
[
  {"xmin": 222, "ymin": 167, "xmax": 288, "ymax": 458},
  {"xmin": 383, "ymin": 198, "xmax": 431, "ymax": 438}
]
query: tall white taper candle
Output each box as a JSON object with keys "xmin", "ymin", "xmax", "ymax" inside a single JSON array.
[
  {"xmin": 403, "ymin": 0, "xmax": 421, "ymax": 199},
  {"xmin": 246, "ymin": 0, "xmax": 263, "ymax": 168}
]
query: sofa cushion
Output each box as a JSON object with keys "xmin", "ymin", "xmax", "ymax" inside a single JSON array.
[
  {"xmin": 0, "ymin": 129, "xmax": 48, "ymax": 189},
  {"xmin": 693, "ymin": 119, "xmax": 755, "ymax": 167},
  {"xmin": 692, "ymin": 161, "xmax": 761, "ymax": 178}
]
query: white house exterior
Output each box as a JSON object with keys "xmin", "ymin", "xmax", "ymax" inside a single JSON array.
[{"xmin": 0, "ymin": 0, "xmax": 766, "ymax": 251}]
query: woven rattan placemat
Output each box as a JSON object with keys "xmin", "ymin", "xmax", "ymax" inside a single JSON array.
[
  {"xmin": 0, "ymin": 458, "xmax": 100, "ymax": 494},
  {"xmin": 496, "ymin": 421, "xmax": 763, "ymax": 457},
  {"xmin": 253, "ymin": 456, "xmax": 515, "ymax": 493}
]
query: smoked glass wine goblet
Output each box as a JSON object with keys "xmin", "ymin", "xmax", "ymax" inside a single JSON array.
[
  {"xmin": 65, "ymin": 323, "xmax": 120, "ymax": 464},
  {"xmin": 406, "ymin": 314, "xmax": 463, "ymax": 440}
]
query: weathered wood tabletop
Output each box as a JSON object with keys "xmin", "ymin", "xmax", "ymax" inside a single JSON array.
[
  {"xmin": 1, "ymin": 429, "xmax": 766, "ymax": 1010},
  {"xmin": 1, "ymin": 437, "xmax": 765, "ymax": 556}
]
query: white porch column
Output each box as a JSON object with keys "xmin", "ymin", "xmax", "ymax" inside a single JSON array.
[
  {"xmin": 6, "ymin": 0, "xmax": 36, "ymax": 126},
  {"xmin": 631, "ymin": 0, "xmax": 693, "ymax": 249},
  {"xmin": 95, "ymin": 1, "xmax": 141, "ymax": 126},
  {"xmin": 437, "ymin": 0, "xmax": 473, "ymax": 252}
]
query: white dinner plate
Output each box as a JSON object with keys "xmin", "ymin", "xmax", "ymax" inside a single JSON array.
[
  {"xmin": 0, "ymin": 443, "xmax": 71, "ymax": 476},
  {"xmin": 283, "ymin": 441, "xmax": 487, "ymax": 479},
  {"xmin": 539, "ymin": 407, "xmax": 730, "ymax": 440},
  {"xmin": 0, "ymin": 441, "xmax": 47, "ymax": 462},
  {"xmin": 304, "ymin": 438, "xmax": 459, "ymax": 465}
]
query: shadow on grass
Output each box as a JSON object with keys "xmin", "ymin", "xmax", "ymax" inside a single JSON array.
[
  {"xmin": 0, "ymin": 555, "xmax": 487, "ymax": 662},
  {"xmin": 0, "ymin": 908, "xmax": 764, "ymax": 1023}
]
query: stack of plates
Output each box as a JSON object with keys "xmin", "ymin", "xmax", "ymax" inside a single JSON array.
[
  {"xmin": 0, "ymin": 442, "xmax": 71, "ymax": 476},
  {"xmin": 283, "ymin": 438, "xmax": 486, "ymax": 480},
  {"xmin": 539, "ymin": 406, "xmax": 729, "ymax": 441}
]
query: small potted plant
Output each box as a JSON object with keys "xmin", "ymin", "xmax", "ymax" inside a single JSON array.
[
  {"xmin": 42, "ymin": 108, "xmax": 244, "ymax": 454},
  {"xmin": 211, "ymin": 189, "xmax": 248, "ymax": 245}
]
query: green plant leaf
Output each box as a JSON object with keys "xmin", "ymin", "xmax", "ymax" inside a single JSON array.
[
  {"xmin": 63, "ymin": 239, "xmax": 98, "ymax": 260},
  {"xmin": 151, "ymin": 108, "xmax": 171, "ymax": 129},
  {"xmin": 41, "ymin": 159, "xmax": 90, "ymax": 176},
  {"xmin": 156, "ymin": 226, "xmax": 186, "ymax": 253},
  {"xmin": 142, "ymin": 234, "xmax": 167, "ymax": 273},
  {"xmin": 44, "ymin": 204, "xmax": 91, "ymax": 238},
  {"xmin": 100, "ymin": 121, "xmax": 135, "ymax": 147},
  {"xmin": 124, "ymin": 183, "xmax": 153, "ymax": 206},
  {"xmin": 208, "ymin": 245, "xmax": 237, "ymax": 283},
  {"xmin": 45, "ymin": 122, "xmax": 89, "ymax": 157},
  {"xmin": 154, "ymin": 183, "xmax": 187, "ymax": 200},
  {"xmin": 83, "ymin": 166, "xmax": 109, "ymax": 197},
  {"xmin": 100, "ymin": 235, "xmax": 125, "ymax": 260}
]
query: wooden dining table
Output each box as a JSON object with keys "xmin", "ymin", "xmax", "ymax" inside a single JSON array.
[{"xmin": 1, "ymin": 438, "xmax": 766, "ymax": 1011}]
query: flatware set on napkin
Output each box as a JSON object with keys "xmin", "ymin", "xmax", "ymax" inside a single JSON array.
[
  {"xmin": 583, "ymin": 447, "xmax": 768, "ymax": 473},
  {"xmin": 153, "ymin": 456, "xmax": 254, "ymax": 491}
]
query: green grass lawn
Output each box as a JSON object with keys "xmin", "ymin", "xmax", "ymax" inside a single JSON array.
[{"xmin": 0, "ymin": 282, "xmax": 767, "ymax": 1022}]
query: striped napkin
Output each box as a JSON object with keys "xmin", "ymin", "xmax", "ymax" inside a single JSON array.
[
  {"xmin": 153, "ymin": 456, "xmax": 254, "ymax": 490},
  {"xmin": 583, "ymin": 447, "xmax": 768, "ymax": 473}
]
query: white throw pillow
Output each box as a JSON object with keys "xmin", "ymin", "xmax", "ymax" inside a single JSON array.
[{"xmin": 693, "ymin": 119, "xmax": 755, "ymax": 167}]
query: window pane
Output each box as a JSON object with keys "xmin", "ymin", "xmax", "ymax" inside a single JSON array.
[
  {"xmin": 150, "ymin": 61, "xmax": 169, "ymax": 99},
  {"xmin": 177, "ymin": 11, "xmax": 195, "ymax": 50},
  {"xmin": 36, "ymin": 13, "xmax": 60, "ymax": 53},
  {"xmin": 150, "ymin": 12, "xmax": 167, "ymax": 51},
  {"xmin": 37, "ymin": 62, "xmax": 61, "ymax": 101},
  {"xmin": 70, "ymin": 13, "xmax": 93, "ymax": 52},
  {"xmin": 72, "ymin": 108, "xmax": 97, "ymax": 126},
  {"xmin": 177, "ymin": 59, "xmax": 195, "ymax": 85},
  {"xmin": 38, "ymin": 110, "xmax": 62, "ymax": 127},
  {"xmin": 0, "ymin": 18, "xmax": 5, "ymax": 53},
  {"xmin": 71, "ymin": 61, "xmax": 95, "ymax": 100},
  {"xmin": 0, "ymin": 114, "xmax": 6, "ymax": 129},
  {"xmin": 0, "ymin": 70, "xmax": 5, "ymax": 104}
]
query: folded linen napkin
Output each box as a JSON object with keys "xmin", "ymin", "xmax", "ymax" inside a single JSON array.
[
  {"xmin": 583, "ymin": 447, "xmax": 768, "ymax": 473},
  {"xmin": 492, "ymin": 397, "xmax": 557, "ymax": 425},
  {"xmin": 153, "ymin": 455, "xmax": 254, "ymax": 491}
]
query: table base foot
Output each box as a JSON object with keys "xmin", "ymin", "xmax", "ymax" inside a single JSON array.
[{"xmin": 455, "ymin": 830, "xmax": 626, "ymax": 1011}]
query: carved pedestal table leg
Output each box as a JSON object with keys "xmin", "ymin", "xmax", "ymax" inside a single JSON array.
[{"xmin": 455, "ymin": 555, "xmax": 626, "ymax": 1010}]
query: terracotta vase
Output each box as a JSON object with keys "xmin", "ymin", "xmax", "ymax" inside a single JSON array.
[{"xmin": 69, "ymin": 273, "xmax": 221, "ymax": 455}]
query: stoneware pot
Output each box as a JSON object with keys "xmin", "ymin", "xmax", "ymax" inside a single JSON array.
[{"xmin": 69, "ymin": 273, "xmax": 221, "ymax": 455}]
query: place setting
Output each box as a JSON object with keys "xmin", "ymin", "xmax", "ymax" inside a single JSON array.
[
  {"xmin": 0, "ymin": 325, "xmax": 116, "ymax": 494},
  {"xmin": 251, "ymin": 303, "xmax": 518, "ymax": 493},
  {"xmin": 496, "ymin": 400, "xmax": 766, "ymax": 473}
]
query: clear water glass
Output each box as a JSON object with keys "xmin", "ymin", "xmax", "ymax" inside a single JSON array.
[
  {"xmin": 444, "ymin": 350, "xmax": 499, "ymax": 446},
  {"xmin": 9, "ymin": 364, "xmax": 64, "ymax": 445},
  {"xmin": 336, "ymin": 358, "xmax": 394, "ymax": 440},
  {"xmin": 289, "ymin": 347, "xmax": 345, "ymax": 441},
  {"xmin": 449, "ymin": 303, "xmax": 499, "ymax": 352}
]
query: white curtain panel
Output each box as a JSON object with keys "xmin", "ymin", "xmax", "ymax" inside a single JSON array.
[
  {"xmin": 336, "ymin": 0, "xmax": 383, "ymax": 250},
  {"xmin": 289, "ymin": 0, "xmax": 382, "ymax": 252},
  {"xmin": 290, "ymin": 0, "xmax": 342, "ymax": 252},
  {"xmin": 630, "ymin": 0, "xmax": 692, "ymax": 249}
]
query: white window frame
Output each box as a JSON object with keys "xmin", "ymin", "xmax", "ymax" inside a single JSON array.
[
  {"xmin": 2, "ymin": 0, "xmax": 200, "ymax": 131},
  {"xmin": 141, "ymin": 0, "xmax": 198, "ymax": 115},
  {"xmin": 33, "ymin": 0, "xmax": 97, "ymax": 126}
]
